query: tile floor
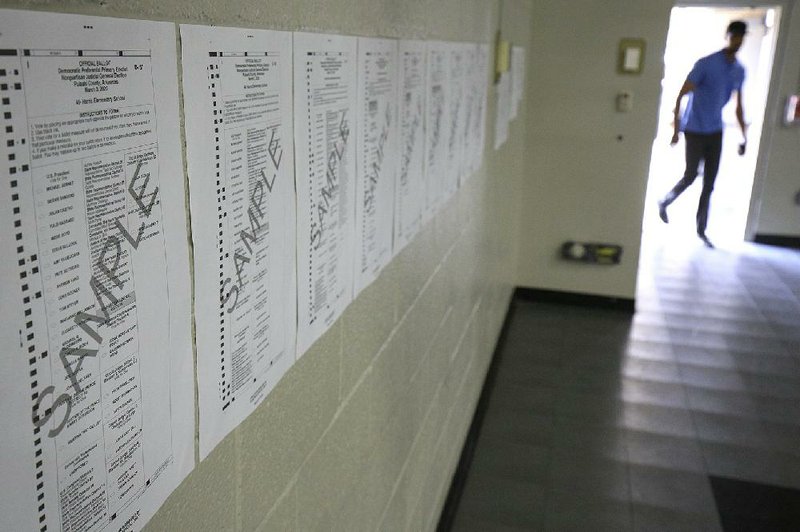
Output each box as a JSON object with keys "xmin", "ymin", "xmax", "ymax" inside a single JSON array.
[{"xmin": 447, "ymin": 240, "xmax": 800, "ymax": 531}]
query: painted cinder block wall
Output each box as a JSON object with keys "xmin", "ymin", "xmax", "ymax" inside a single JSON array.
[
  {"xmin": 0, "ymin": 0, "xmax": 534, "ymax": 529},
  {"xmin": 516, "ymin": 0, "xmax": 674, "ymax": 301}
]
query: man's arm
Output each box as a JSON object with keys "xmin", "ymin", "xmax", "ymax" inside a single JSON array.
[
  {"xmin": 671, "ymin": 80, "xmax": 695, "ymax": 145},
  {"xmin": 735, "ymin": 88, "xmax": 747, "ymax": 153}
]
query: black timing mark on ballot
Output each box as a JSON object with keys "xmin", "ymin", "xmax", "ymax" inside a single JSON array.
[
  {"xmin": 31, "ymin": 160, "xmax": 158, "ymax": 438},
  {"xmin": 428, "ymin": 86, "xmax": 444, "ymax": 167}
]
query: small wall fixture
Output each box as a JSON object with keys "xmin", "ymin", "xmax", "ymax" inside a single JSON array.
[
  {"xmin": 618, "ymin": 38, "xmax": 645, "ymax": 75},
  {"xmin": 561, "ymin": 241, "xmax": 623, "ymax": 265},
  {"xmin": 785, "ymin": 95, "xmax": 800, "ymax": 125},
  {"xmin": 495, "ymin": 32, "xmax": 510, "ymax": 83}
]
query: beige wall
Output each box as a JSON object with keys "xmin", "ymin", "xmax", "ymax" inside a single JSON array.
[
  {"xmin": 516, "ymin": 0, "xmax": 674, "ymax": 300},
  {"xmin": 0, "ymin": 0, "xmax": 533, "ymax": 530},
  {"xmin": 751, "ymin": 1, "xmax": 800, "ymax": 238}
]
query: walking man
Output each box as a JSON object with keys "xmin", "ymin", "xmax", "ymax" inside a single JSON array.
[{"xmin": 658, "ymin": 20, "xmax": 748, "ymax": 248}]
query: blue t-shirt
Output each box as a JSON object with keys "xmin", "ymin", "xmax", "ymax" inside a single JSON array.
[{"xmin": 681, "ymin": 50, "xmax": 745, "ymax": 134}]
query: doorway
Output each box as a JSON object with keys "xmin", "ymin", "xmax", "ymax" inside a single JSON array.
[{"xmin": 641, "ymin": 5, "xmax": 781, "ymax": 249}]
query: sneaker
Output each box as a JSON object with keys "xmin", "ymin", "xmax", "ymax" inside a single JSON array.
[
  {"xmin": 657, "ymin": 201, "xmax": 669, "ymax": 224},
  {"xmin": 698, "ymin": 233, "xmax": 714, "ymax": 249}
]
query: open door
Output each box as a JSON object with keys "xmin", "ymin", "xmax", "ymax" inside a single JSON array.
[{"xmin": 641, "ymin": 6, "xmax": 781, "ymax": 249}]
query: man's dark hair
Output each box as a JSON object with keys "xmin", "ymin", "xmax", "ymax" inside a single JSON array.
[{"xmin": 727, "ymin": 20, "xmax": 747, "ymax": 36}]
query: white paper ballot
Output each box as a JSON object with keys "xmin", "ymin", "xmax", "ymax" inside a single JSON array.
[
  {"xmin": 393, "ymin": 40, "xmax": 427, "ymax": 254},
  {"xmin": 510, "ymin": 46, "xmax": 526, "ymax": 120},
  {"xmin": 294, "ymin": 32, "xmax": 357, "ymax": 357},
  {"xmin": 0, "ymin": 10, "xmax": 193, "ymax": 532},
  {"xmin": 495, "ymin": 71, "xmax": 511, "ymax": 149},
  {"xmin": 180, "ymin": 25, "xmax": 297, "ymax": 460},
  {"xmin": 424, "ymin": 42, "xmax": 449, "ymax": 221},
  {"xmin": 459, "ymin": 44, "xmax": 478, "ymax": 181},
  {"xmin": 354, "ymin": 37, "xmax": 398, "ymax": 296},
  {"xmin": 465, "ymin": 44, "xmax": 489, "ymax": 176},
  {"xmin": 476, "ymin": 45, "xmax": 490, "ymax": 168},
  {"xmin": 443, "ymin": 43, "xmax": 465, "ymax": 200}
]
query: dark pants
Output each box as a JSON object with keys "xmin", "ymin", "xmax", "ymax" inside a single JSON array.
[{"xmin": 662, "ymin": 131, "xmax": 723, "ymax": 235}]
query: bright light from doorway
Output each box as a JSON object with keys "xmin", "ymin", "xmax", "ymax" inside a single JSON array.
[{"xmin": 641, "ymin": 6, "xmax": 780, "ymax": 250}]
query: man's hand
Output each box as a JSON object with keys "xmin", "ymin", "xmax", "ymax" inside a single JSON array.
[{"xmin": 670, "ymin": 80, "xmax": 694, "ymax": 148}]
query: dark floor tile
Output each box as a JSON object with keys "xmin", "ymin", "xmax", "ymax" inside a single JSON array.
[
  {"xmin": 548, "ymin": 450, "xmax": 630, "ymax": 501},
  {"xmin": 629, "ymin": 465, "xmax": 718, "ymax": 515},
  {"xmin": 502, "ymin": 333, "xmax": 564, "ymax": 363},
  {"xmin": 749, "ymin": 296, "xmax": 800, "ymax": 316},
  {"xmin": 487, "ymin": 382, "xmax": 557, "ymax": 416},
  {"xmin": 554, "ymin": 388, "xmax": 624, "ymax": 425},
  {"xmin": 555, "ymin": 365, "xmax": 627, "ymax": 394},
  {"xmin": 451, "ymin": 514, "xmax": 531, "ymax": 532},
  {"xmin": 479, "ymin": 408, "xmax": 556, "ymax": 448},
  {"xmin": 710, "ymin": 476, "xmax": 800, "ymax": 531},
  {"xmin": 740, "ymin": 372, "xmax": 800, "ymax": 400},
  {"xmin": 631, "ymin": 503, "xmax": 722, "ymax": 532},
  {"xmin": 769, "ymin": 323, "xmax": 800, "ymax": 341},
  {"xmin": 456, "ymin": 475, "xmax": 546, "ymax": 530},
  {"xmin": 692, "ymin": 411, "xmax": 769, "ymax": 449},
  {"xmin": 625, "ymin": 431, "xmax": 705, "ymax": 473},
  {"xmin": 468, "ymin": 439, "xmax": 551, "ymax": 485},
  {"xmin": 760, "ymin": 420, "xmax": 800, "ymax": 457},
  {"xmin": 685, "ymin": 386, "xmax": 759, "ymax": 418},
  {"xmin": 559, "ymin": 348, "xmax": 627, "ymax": 370},
  {"xmin": 552, "ymin": 419, "xmax": 629, "ymax": 461},
  {"xmin": 728, "ymin": 351, "xmax": 800, "ymax": 378},
  {"xmin": 754, "ymin": 396, "xmax": 800, "ymax": 427},
  {"xmin": 701, "ymin": 441, "xmax": 800, "ymax": 489},
  {"xmin": 563, "ymin": 335, "xmax": 632, "ymax": 357},
  {"xmin": 722, "ymin": 336, "xmax": 794, "ymax": 358},
  {"xmin": 545, "ymin": 491, "xmax": 633, "ymax": 532},
  {"xmin": 760, "ymin": 309, "xmax": 800, "ymax": 329},
  {"xmin": 779, "ymin": 339, "xmax": 800, "ymax": 360},
  {"xmin": 494, "ymin": 360, "xmax": 561, "ymax": 389}
]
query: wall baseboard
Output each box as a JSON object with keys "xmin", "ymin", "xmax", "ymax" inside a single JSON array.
[
  {"xmin": 753, "ymin": 233, "xmax": 800, "ymax": 250},
  {"xmin": 514, "ymin": 287, "xmax": 635, "ymax": 312}
]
